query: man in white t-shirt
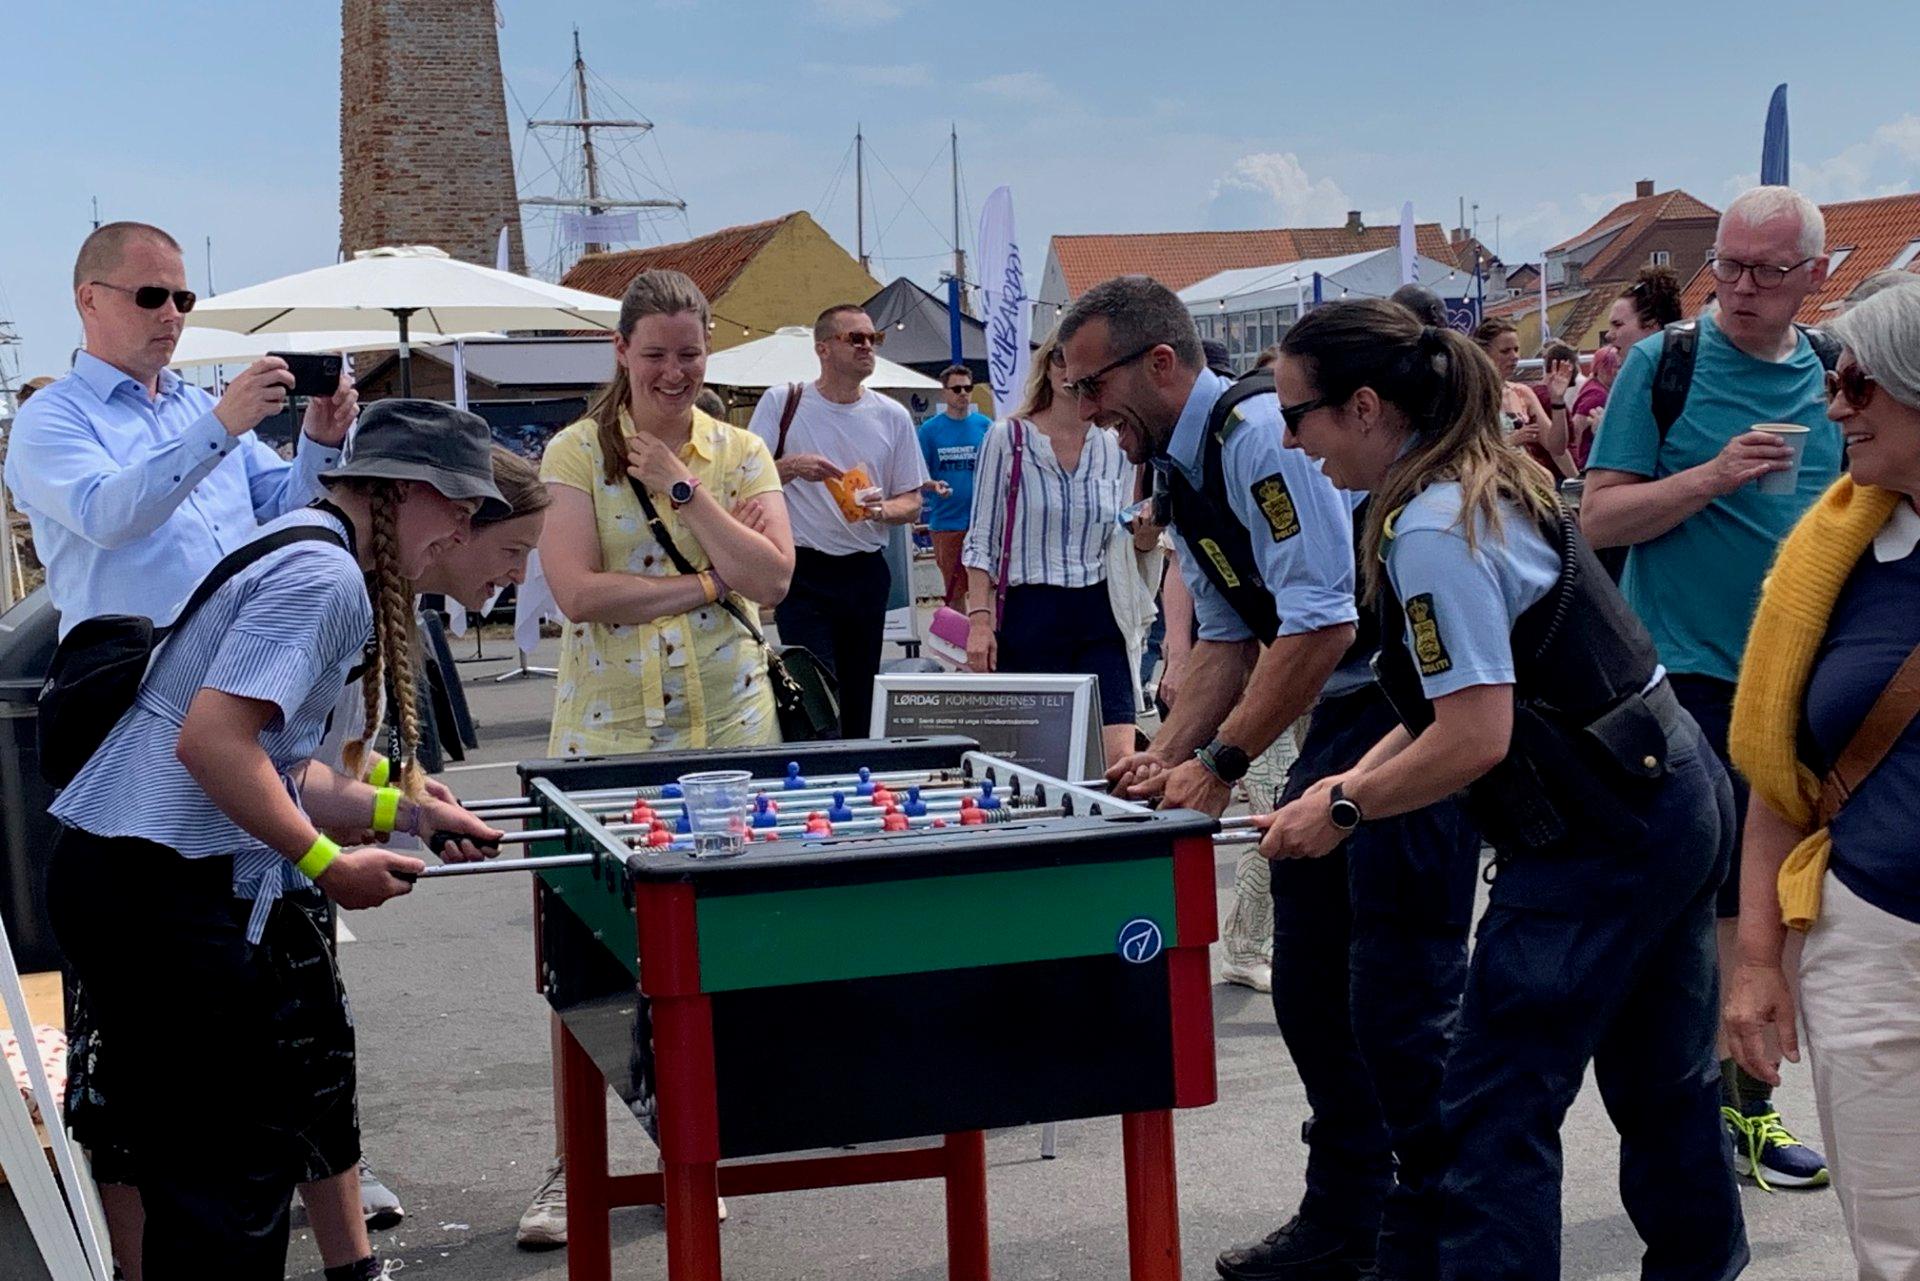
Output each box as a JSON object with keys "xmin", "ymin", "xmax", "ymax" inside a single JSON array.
[{"xmin": 747, "ymin": 304, "xmax": 926, "ymax": 735}]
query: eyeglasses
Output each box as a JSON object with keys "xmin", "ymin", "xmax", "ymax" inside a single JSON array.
[
  {"xmin": 828, "ymin": 330, "xmax": 885, "ymax": 348},
  {"xmin": 1826, "ymin": 364, "xmax": 1876, "ymax": 410},
  {"xmin": 1280, "ymin": 396, "xmax": 1330, "ymax": 432},
  {"xmin": 1706, "ymin": 254, "xmax": 1814, "ymax": 289},
  {"xmin": 946, "ymin": 382, "xmax": 974, "ymax": 393},
  {"xmin": 1064, "ymin": 343, "xmax": 1157, "ymax": 400},
  {"xmin": 89, "ymin": 281, "xmax": 197, "ymax": 313}
]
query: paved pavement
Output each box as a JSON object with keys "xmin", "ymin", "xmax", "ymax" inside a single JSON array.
[{"xmin": 286, "ymin": 635, "xmax": 1854, "ymax": 1279}]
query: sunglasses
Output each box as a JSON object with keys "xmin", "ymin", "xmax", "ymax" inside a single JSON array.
[
  {"xmin": 1064, "ymin": 343, "xmax": 1156, "ymax": 400},
  {"xmin": 1280, "ymin": 396, "xmax": 1330, "ymax": 432},
  {"xmin": 946, "ymin": 383, "xmax": 974, "ymax": 393},
  {"xmin": 1826, "ymin": 364, "xmax": 1876, "ymax": 410},
  {"xmin": 828, "ymin": 330, "xmax": 885, "ymax": 348},
  {"xmin": 89, "ymin": 281, "xmax": 197, "ymax": 313}
]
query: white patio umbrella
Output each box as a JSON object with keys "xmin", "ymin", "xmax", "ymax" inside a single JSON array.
[
  {"xmin": 166, "ymin": 327, "xmax": 483, "ymax": 369},
  {"xmin": 702, "ymin": 326, "xmax": 942, "ymax": 391},
  {"xmin": 186, "ymin": 245, "xmax": 622, "ymax": 395}
]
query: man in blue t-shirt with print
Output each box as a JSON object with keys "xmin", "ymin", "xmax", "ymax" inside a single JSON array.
[
  {"xmin": 1583, "ymin": 184, "xmax": 1837, "ymax": 1194},
  {"xmin": 919, "ymin": 363, "xmax": 992, "ymax": 605}
]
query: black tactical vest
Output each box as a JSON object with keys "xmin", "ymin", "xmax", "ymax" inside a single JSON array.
[{"xmin": 1164, "ymin": 375, "xmax": 1377, "ymax": 667}]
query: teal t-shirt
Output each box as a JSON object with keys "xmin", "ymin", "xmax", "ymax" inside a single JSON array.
[
  {"xmin": 1587, "ymin": 315, "xmax": 1839, "ymax": 683},
  {"xmin": 918, "ymin": 410, "xmax": 991, "ymax": 531}
]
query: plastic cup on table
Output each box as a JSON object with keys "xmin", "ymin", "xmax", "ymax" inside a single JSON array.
[
  {"xmin": 677, "ymin": 769, "xmax": 753, "ymax": 857},
  {"xmin": 1751, "ymin": 422, "xmax": 1810, "ymax": 496}
]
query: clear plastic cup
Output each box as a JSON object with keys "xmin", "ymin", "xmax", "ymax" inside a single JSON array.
[
  {"xmin": 677, "ymin": 769, "xmax": 752, "ymax": 857},
  {"xmin": 1752, "ymin": 422, "xmax": 1810, "ymax": 496}
]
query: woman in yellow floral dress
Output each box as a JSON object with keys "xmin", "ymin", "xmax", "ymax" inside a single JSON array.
[{"xmin": 539, "ymin": 269, "xmax": 795, "ymax": 757}]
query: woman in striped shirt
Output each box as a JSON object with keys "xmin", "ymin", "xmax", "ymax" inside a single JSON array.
[
  {"xmin": 45, "ymin": 400, "xmax": 507, "ymax": 1279},
  {"xmin": 962, "ymin": 333, "xmax": 1140, "ymax": 765}
]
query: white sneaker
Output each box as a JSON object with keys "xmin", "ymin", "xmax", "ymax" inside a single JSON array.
[
  {"xmin": 1220, "ymin": 959, "xmax": 1272, "ymax": 993},
  {"xmin": 359, "ymin": 1158, "xmax": 405, "ymax": 1231},
  {"xmin": 516, "ymin": 1156, "xmax": 567, "ymax": 1251}
]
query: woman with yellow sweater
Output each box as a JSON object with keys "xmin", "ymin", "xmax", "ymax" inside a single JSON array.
[{"xmin": 1725, "ymin": 284, "xmax": 1920, "ymax": 1277}]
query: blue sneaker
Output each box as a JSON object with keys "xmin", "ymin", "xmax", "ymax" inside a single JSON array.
[{"xmin": 1723, "ymin": 1102, "xmax": 1829, "ymax": 1190}]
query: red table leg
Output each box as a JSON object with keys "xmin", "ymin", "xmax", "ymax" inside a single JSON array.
[
  {"xmin": 1120, "ymin": 1110, "xmax": 1181, "ymax": 1281},
  {"xmin": 942, "ymin": 1131, "xmax": 991, "ymax": 1280},
  {"xmin": 663, "ymin": 1158, "xmax": 724, "ymax": 1280},
  {"xmin": 559, "ymin": 1018, "xmax": 612, "ymax": 1281}
]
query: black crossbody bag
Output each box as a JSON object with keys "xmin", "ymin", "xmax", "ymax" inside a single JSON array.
[
  {"xmin": 625, "ymin": 476, "xmax": 840, "ymax": 742},
  {"xmin": 38, "ymin": 525, "xmax": 347, "ymax": 787}
]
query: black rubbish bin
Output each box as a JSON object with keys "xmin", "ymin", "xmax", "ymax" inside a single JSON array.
[{"xmin": 0, "ymin": 588, "xmax": 63, "ymax": 972}]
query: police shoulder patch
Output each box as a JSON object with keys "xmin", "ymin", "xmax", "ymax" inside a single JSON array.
[
  {"xmin": 1404, "ymin": 593, "xmax": 1452, "ymax": 676},
  {"xmin": 1250, "ymin": 472, "xmax": 1301, "ymax": 542}
]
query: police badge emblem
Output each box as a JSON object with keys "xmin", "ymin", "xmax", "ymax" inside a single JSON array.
[{"xmin": 1405, "ymin": 593, "xmax": 1452, "ymax": 676}]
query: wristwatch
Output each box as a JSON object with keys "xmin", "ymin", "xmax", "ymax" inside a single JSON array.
[
  {"xmin": 1197, "ymin": 739, "xmax": 1250, "ymax": 785},
  {"xmin": 1328, "ymin": 782, "xmax": 1363, "ymax": 831},
  {"xmin": 668, "ymin": 475, "xmax": 701, "ymax": 510}
]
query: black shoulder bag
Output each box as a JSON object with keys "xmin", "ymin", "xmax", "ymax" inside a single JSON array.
[
  {"xmin": 626, "ymin": 475, "xmax": 840, "ymax": 742},
  {"xmin": 38, "ymin": 525, "xmax": 348, "ymax": 787}
]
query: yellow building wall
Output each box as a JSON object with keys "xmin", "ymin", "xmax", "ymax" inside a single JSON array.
[
  {"xmin": 1516, "ymin": 296, "xmax": 1592, "ymax": 358},
  {"xmin": 709, "ymin": 212, "xmax": 880, "ymax": 352}
]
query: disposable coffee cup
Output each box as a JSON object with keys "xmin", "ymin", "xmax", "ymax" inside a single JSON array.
[
  {"xmin": 678, "ymin": 769, "xmax": 752, "ymax": 857},
  {"xmin": 1752, "ymin": 423, "xmax": 1810, "ymax": 496}
]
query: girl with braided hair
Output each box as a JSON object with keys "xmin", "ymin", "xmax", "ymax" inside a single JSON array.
[{"xmin": 46, "ymin": 399, "xmax": 509, "ymax": 1278}]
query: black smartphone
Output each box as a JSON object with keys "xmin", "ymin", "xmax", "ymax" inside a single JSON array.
[{"xmin": 268, "ymin": 351, "xmax": 344, "ymax": 398}]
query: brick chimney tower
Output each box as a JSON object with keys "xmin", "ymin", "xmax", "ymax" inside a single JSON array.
[{"xmin": 340, "ymin": 0, "xmax": 525, "ymax": 271}]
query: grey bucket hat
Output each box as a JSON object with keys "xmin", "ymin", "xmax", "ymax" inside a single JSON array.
[{"xmin": 320, "ymin": 398, "xmax": 509, "ymax": 521}]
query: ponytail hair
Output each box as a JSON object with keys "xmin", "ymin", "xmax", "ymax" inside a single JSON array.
[
  {"xmin": 582, "ymin": 269, "xmax": 713, "ymax": 485},
  {"xmin": 1279, "ymin": 300, "xmax": 1556, "ymax": 600},
  {"xmin": 340, "ymin": 480, "xmax": 428, "ymax": 797}
]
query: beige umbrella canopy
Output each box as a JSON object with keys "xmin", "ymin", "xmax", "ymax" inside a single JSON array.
[
  {"xmin": 187, "ymin": 245, "xmax": 622, "ymax": 394},
  {"xmin": 701, "ymin": 326, "xmax": 941, "ymax": 391}
]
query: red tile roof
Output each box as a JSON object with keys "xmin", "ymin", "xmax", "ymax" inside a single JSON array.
[
  {"xmin": 1547, "ymin": 189, "xmax": 1719, "ymax": 284},
  {"xmin": 1677, "ymin": 191, "xmax": 1920, "ymax": 323},
  {"xmin": 560, "ymin": 214, "xmax": 795, "ymax": 301},
  {"xmin": 1049, "ymin": 223, "xmax": 1460, "ymax": 297}
]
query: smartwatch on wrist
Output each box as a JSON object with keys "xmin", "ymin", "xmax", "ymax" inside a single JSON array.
[
  {"xmin": 668, "ymin": 475, "xmax": 701, "ymax": 509},
  {"xmin": 1198, "ymin": 739, "xmax": 1250, "ymax": 785},
  {"xmin": 1328, "ymin": 781, "xmax": 1364, "ymax": 831}
]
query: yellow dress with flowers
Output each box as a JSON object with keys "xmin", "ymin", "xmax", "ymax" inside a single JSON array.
[{"xmin": 540, "ymin": 408, "xmax": 783, "ymax": 757}]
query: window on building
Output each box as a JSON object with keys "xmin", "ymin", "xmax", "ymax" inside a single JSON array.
[
  {"xmin": 1650, "ymin": 250, "xmax": 1670, "ymax": 267},
  {"xmin": 1826, "ymin": 246, "xmax": 1854, "ymax": 275},
  {"xmin": 1892, "ymin": 239, "xmax": 1920, "ymax": 272},
  {"xmin": 1258, "ymin": 310, "xmax": 1276, "ymax": 353}
]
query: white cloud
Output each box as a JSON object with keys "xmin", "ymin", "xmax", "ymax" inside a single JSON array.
[
  {"xmin": 1204, "ymin": 152, "xmax": 1352, "ymax": 230},
  {"xmin": 1793, "ymin": 114, "xmax": 1920, "ymax": 202},
  {"xmin": 973, "ymin": 72, "xmax": 1059, "ymax": 104},
  {"xmin": 809, "ymin": 0, "xmax": 901, "ymax": 25},
  {"xmin": 802, "ymin": 61, "xmax": 930, "ymax": 89}
]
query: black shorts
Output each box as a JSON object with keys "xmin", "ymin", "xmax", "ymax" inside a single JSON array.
[{"xmin": 996, "ymin": 583, "xmax": 1138, "ymax": 726}]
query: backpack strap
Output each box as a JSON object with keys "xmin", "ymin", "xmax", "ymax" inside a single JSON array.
[
  {"xmin": 1650, "ymin": 321, "xmax": 1700, "ymax": 445},
  {"xmin": 160, "ymin": 525, "xmax": 349, "ymax": 643},
  {"xmin": 774, "ymin": 381, "xmax": 803, "ymax": 459},
  {"xmin": 1799, "ymin": 323, "xmax": 1843, "ymax": 372},
  {"xmin": 993, "ymin": 419, "xmax": 1027, "ymax": 627}
]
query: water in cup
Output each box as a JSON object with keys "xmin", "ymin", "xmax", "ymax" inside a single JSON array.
[{"xmin": 678, "ymin": 769, "xmax": 752, "ymax": 856}]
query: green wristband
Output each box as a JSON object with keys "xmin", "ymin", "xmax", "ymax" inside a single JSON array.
[
  {"xmin": 297, "ymin": 835, "xmax": 341, "ymax": 880},
  {"xmin": 372, "ymin": 787, "xmax": 402, "ymax": 834},
  {"xmin": 367, "ymin": 754, "xmax": 391, "ymax": 787}
]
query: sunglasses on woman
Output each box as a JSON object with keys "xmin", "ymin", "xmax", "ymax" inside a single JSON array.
[
  {"xmin": 89, "ymin": 281, "xmax": 197, "ymax": 313},
  {"xmin": 1825, "ymin": 364, "xmax": 1876, "ymax": 410}
]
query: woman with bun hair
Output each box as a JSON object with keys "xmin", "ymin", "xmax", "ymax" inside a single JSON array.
[
  {"xmin": 1606, "ymin": 263, "xmax": 1684, "ymax": 353},
  {"xmin": 1260, "ymin": 300, "xmax": 1746, "ymax": 1279}
]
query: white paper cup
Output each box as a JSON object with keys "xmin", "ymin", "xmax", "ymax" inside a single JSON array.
[{"xmin": 1752, "ymin": 423, "xmax": 1810, "ymax": 496}]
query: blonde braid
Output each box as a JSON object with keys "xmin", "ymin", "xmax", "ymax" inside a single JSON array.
[{"xmin": 349, "ymin": 483, "xmax": 429, "ymax": 799}]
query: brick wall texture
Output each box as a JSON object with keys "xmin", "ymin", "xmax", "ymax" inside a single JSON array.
[{"xmin": 340, "ymin": 0, "xmax": 525, "ymax": 271}]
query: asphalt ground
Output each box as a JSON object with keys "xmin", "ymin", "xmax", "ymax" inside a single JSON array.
[{"xmin": 282, "ymin": 633, "xmax": 1856, "ymax": 1280}]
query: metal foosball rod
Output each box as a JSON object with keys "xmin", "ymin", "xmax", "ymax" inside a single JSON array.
[
  {"xmin": 477, "ymin": 782, "xmax": 1022, "ymax": 825},
  {"xmin": 462, "ymin": 766, "xmax": 977, "ymax": 812}
]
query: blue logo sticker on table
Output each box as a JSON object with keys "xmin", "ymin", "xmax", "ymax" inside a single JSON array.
[{"xmin": 1116, "ymin": 917, "xmax": 1164, "ymax": 964}]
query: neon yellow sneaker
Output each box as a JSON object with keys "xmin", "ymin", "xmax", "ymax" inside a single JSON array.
[{"xmin": 1723, "ymin": 1103, "xmax": 1830, "ymax": 1191}]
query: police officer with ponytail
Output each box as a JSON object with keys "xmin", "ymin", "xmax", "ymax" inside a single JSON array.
[
  {"xmin": 1262, "ymin": 301, "xmax": 1747, "ymax": 1280},
  {"xmin": 1059, "ymin": 276, "xmax": 1480, "ymax": 1281}
]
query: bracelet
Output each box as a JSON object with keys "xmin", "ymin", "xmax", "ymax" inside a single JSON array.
[
  {"xmin": 296, "ymin": 834, "xmax": 341, "ymax": 880},
  {"xmin": 710, "ymin": 569, "xmax": 730, "ymax": 601},
  {"xmin": 371, "ymin": 786, "xmax": 402, "ymax": 834},
  {"xmin": 698, "ymin": 570, "xmax": 718, "ymax": 605},
  {"xmin": 967, "ymin": 607, "xmax": 992, "ymax": 617},
  {"xmin": 402, "ymin": 800, "xmax": 422, "ymax": 838},
  {"xmin": 1193, "ymin": 744, "xmax": 1225, "ymax": 784},
  {"xmin": 366, "ymin": 754, "xmax": 391, "ymax": 787}
]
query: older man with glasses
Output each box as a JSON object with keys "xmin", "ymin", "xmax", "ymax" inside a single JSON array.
[
  {"xmin": 748, "ymin": 303, "xmax": 926, "ymax": 736},
  {"xmin": 1582, "ymin": 185, "xmax": 1842, "ymax": 1193}
]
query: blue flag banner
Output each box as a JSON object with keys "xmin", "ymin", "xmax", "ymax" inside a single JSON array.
[{"xmin": 1762, "ymin": 84, "xmax": 1790, "ymax": 186}]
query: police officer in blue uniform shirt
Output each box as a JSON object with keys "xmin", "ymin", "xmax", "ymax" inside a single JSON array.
[
  {"xmin": 1058, "ymin": 276, "xmax": 1480, "ymax": 1281},
  {"xmin": 1263, "ymin": 300, "xmax": 1746, "ymax": 1281}
]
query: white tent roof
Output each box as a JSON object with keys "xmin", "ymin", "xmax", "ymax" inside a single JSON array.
[
  {"xmin": 701, "ymin": 326, "xmax": 941, "ymax": 391},
  {"xmin": 185, "ymin": 245, "xmax": 622, "ymax": 336},
  {"xmin": 1179, "ymin": 249, "xmax": 1464, "ymax": 313},
  {"xmin": 167, "ymin": 328, "xmax": 486, "ymax": 369}
]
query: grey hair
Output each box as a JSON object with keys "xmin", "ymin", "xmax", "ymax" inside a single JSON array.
[
  {"xmin": 1830, "ymin": 284, "xmax": 1920, "ymax": 411},
  {"xmin": 1057, "ymin": 275, "xmax": 1202, "ymax": 370},
  {"xmin": 1719, "ymin": 186, "xmax": 1825, "ymax": 259}
]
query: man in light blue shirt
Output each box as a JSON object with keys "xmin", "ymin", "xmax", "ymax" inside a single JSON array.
[{"xmin": 4, "ymin": 221, "xmax": 356, "ymax": 636}]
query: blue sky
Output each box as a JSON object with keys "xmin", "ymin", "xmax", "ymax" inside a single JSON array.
[{"xmin": 4, "ymin": 0, "xmax": 1918, "ymax": 380}]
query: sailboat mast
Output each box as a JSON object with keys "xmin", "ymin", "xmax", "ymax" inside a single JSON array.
[
  {"xmin": 855, "ymin": 125, "xmax": 868, "ymax": 274},
  {"xmin": 574, "ymin": 28, "xmax": 605, "ymax": 256},
  {"xmin": 951, "ymin": 123, "xmax": 965, "ymax": 312}
]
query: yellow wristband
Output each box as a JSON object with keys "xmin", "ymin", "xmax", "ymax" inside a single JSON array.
[
  {"xmin": 700, "ymin": 570, "xmax": 718, "ymax": 605},
  {"xmin": 297, "ymin": 835, "xmax": 341, "ymax": 880},
  {"xmin": 367, "ymin": 754, "xmax": 391, "ymax": 787},
  {"xmin": 371, "ymin": 787, "xmax": 402, "ymax": 834}
]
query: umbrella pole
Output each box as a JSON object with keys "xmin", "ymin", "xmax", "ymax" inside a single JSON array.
[{"xmin": 395, "ymin": 308, "xmax": 417, "ymax": 397}]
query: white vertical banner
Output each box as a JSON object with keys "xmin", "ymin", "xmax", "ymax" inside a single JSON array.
[
  {"xmin": 1398, "ymin": 201, "xmax": 1418, "ymax": 285},
  {"xmin": 495, "ymin": 224, "xmax": 512, "ymax": 273},
  {"xmin": 977, "ymin": 185, "xmax": 1031, "ymax": 419},
  {"xmin": 1538, "ymin": 261, "xmax": 1551, "ymax": 346}
]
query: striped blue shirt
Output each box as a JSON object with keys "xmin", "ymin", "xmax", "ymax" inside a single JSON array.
[
  {"xmin": 50, "ymin": 507, "xmax": 370, "ymax": 941},
  {"xmin": 960, "ymin": 418, "xmax": 1130, "ymax": 589}
]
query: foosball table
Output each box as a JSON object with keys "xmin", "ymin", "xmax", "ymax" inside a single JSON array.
[{"xmin": 464, "ymin": 736, "xmax": 1220, "ymax": 1280}]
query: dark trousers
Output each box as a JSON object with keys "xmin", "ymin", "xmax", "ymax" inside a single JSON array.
[
  {"xmin": 1669, "ymin": 672, "xmax": 1749, "ymax": 918},
  {"xmin": 775, "ymin": 546, "xmax": 892, "ymax": 738},
  {"xmin": 1269, "ymin": 685, "xmax": 1481, "ymax": 1277},
  {"xmin": 46, "ymin": 830, "xmax": 359, "ymax": 1279},
  {"xmin": 1430, "ymin": 722, "xmax": 1749, "ymax": 1281}
]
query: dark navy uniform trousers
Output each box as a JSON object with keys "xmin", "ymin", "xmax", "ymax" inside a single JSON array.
[{"xmin": 1269, "ymin": 683, "xmax": 1481, "ymax": 1278}]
